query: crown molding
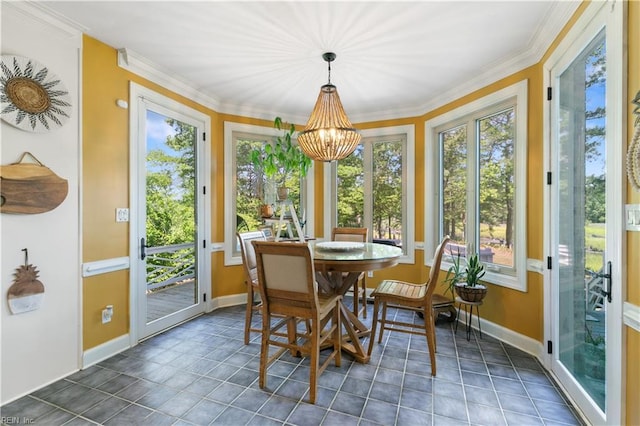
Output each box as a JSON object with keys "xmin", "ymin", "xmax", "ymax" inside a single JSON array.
[
  {"xmin": 117, "ymin": 48, "xmax": 223, "ymax": 113},
  {"xmin": 5, "ymin": 1, "xmax": 84, "ymax": 40},
  {"xmin": 414, "ymin": 1, "xmax": 580, "ymax": 119}
]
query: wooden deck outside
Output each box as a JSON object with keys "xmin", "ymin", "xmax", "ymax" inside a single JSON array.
[{"xmin": 146, "ymin": 280, "xmax": 197, "ymax": 322}]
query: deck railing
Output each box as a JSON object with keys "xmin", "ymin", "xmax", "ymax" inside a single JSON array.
[
  {"xmin": 586, "ymin": 266, "xmax": 605, "ymax": 312},
  {"xmin": 146, "ymin": 243, "xmax": 195, "ymax": 292}
]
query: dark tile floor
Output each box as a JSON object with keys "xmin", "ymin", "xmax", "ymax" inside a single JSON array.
[{"xmin": 1, "ymin": 301, "xmax": 585, "ymax": 425}]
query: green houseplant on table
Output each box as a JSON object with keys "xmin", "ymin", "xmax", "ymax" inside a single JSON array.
[
  {"xmin": 250, "ymin": 117, "xmax": 312, "ymax": 205},
  {"xmin": 444, "ymin": 251, "xmax": 487, "ymax": 302}
]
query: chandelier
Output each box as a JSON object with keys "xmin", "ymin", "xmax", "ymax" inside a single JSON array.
[{"xmin": 297, "ymin": 52, "xmax": 361, "ymax": 162}]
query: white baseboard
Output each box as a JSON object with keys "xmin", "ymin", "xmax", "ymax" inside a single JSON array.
[
  {"xmin": 82, "ymin": 334, "xmax": 131, "ymax": 369},
  {"xmin": 82, "ymin": 295, "xmax": 248, "ymax": 369},
  {"xmin": 209, "ymin": 293, "xmax": 247, "ymax": 311},
  {"xmin": 456, "ymin": 309, "xmax": 545, "ymax": 358}
]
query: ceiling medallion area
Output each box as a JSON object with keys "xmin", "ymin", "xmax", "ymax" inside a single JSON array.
[{"xmin": 1, "ymin": 55, "xmax": 72, "ymax": 133}]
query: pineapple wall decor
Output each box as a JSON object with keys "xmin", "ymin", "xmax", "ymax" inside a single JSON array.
[{"xmin": 7, "ymin": 248, "xmax": 44, "ymax": 314}]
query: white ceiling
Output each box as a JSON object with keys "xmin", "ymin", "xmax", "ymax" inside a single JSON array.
[{"xmin": 36, "ymin": 1, "xmax": 580, "ymax": 124}]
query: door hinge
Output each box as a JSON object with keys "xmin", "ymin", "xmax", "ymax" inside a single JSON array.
[
  {"xmin": 202, "ymin": 132, "xmax": 206, "ymax": 141},
  {"xmin": 203, "ymin": 240, "xmax": 206, "ymax": 249},
  {"xmin": 203, "ymin": 293, "xmax": 207, "ymax": 302},
  {"xmin": 547, "ymin": 340, "xmax": 553, "ymax": 354},
  {"xmin": 547, "ymin": 87, "xmax": 552, "ymax": 101},
  {"xmin": 547, "ymin": 256, "xmax": 552, "ymax": 270},
  {"xmin": 203, "ymin": 186, "xmax": 206, "ymax": 195},
  {"xmin": 547, "ymin": 172, "xmax": 552, "ymax": 185}
]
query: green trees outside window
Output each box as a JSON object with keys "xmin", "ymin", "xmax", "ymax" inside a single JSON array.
[
  {"xmin": 336, "ymin": 135, "xmax": 406, "ymax": 247},
  {"xmin": 440, "ymin": 107, "xmax": 515, "ymax": 268},
  {"xmin": 146, "ymin": 116, "xmax": 196, "ymax": 248}
]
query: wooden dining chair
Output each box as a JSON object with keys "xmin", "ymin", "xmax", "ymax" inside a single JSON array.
[
  {"xmin": 367, "ymin": 236, "xmax": 450, "ymax": 376},
  {"xmin": 331, "ymin": 227, "xmax": 369, "ymax": 318},
  {"xmin": 252, "ymin": 241, "xmax": 342, "ymax": 404},
  {"xmin": 237, "ymin": 230, "xmax": 268, "ymax": 344}
]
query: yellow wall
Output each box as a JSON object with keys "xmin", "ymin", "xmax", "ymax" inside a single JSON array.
[
  {"xmin": 82, "ymin": 36, "xmax": 223, "ymax": 348},
  {"xmin": 429, "ymin": 66, "xmax": 546, "ymax": 341},
  {"xmin": 626, "ymin": 1, "xmax": 639, "ymax": 424},
  {"xmin": 82, "ymin": 271, "xmax": 129, "ymax": 349}
]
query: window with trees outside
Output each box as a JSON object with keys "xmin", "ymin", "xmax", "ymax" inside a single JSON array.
[
  {"xmin": 224, "ymin": 122, "xmax": 312, "ymax": 264},
  {"xmin": 425, "ymin": 81, "xmax": 527, "ymax": 291},
  {"xmin": 329, "ymin": 125, "xmax": 415, "ymax": 261}
]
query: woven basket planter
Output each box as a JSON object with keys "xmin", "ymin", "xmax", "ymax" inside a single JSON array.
[{"xmin": 454, "ymin": 283, "xmax": 487, "ymax": 302}]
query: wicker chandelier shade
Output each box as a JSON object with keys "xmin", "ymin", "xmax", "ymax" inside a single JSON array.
[{"xmin": 297, "ymin": 53, "xmax": 361, "ymax": 162}]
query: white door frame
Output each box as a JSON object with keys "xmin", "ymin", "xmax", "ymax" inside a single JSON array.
[
  {"xmin": 128, "ymin": 82, "xmax": 211, "ymax": 343},
  {"xmin": 542, "ymin": 1, "xmax": 626, "ymax": 424}
]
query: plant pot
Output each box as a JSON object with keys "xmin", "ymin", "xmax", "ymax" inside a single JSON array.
[
  {"xmin": 277, "ymin": 186, "xmax": 289, "ymax": 201},
  {"xmin": 454, "ymin": 283, "xmax": 487, "ymax": 302},
  {"xmin": 260, "ymin": 204, "xmax": 274, "ymax": 218}
]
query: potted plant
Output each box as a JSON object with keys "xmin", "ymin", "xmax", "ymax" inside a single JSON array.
[
  {"xmin": 250, "ymin": 117, "xmax": 312, "ymax": 203},
  {"xmin": 443, "ymin": 251, "xmax": 465, "ymax": 296},
  {"xmin": 444, "ymin": 251, "xmax": 487, "ymax": 302}
]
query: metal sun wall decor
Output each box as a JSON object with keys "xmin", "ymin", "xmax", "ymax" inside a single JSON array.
[{"xmin": 0, "ymin": 55, "xmax": 72, "ymax": 133}]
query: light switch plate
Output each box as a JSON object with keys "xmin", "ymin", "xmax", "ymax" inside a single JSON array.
[
  {"xmin": 626, "ymin": 204, "xmax": 640, "ymax": 231},
  {"xmin": 116, "ymin": 208, "xmax": 129, "ymax": 222}
]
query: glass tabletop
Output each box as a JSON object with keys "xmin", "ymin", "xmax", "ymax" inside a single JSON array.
[{"xmin": 313, "ymin": 242, "xmax": 402, "ymax": 262}]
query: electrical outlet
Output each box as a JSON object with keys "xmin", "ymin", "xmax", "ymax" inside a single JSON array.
[
  {"xmin": 626, "ymin": 204, "xmax": 640, "ymax": 231},
  {"xmin": 102, "ymin": 305, "xmax": 113, "ymax": 324},
  {"xmin": 116, "ymin": 208, "xmax": 129, "ymax": 222}
]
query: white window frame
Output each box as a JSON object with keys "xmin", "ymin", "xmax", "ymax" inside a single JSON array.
[
  {"xmin": 223, "ymin": 121, "xmax": 314, "ymax": 266},
  {"xmin": 324, "ymin": 124, "xmax": 415, "ymax": 264},
  {"xmin": 425, "ymin": 80, "xmax": 528, "ymax": 291}
]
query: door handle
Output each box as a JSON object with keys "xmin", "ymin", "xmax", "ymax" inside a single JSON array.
[
  {"xmin": 598, "ymin": 261, "xmax": 612, "ymax": 303},
  {"xmin": 140, "ymin": 237, "xmax": 150, "ymax": 260}
]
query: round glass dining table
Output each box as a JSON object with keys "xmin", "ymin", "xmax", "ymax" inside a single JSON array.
[{"xmin": 312, "ymin": 242, "xmax": 402, "ymax": 363}]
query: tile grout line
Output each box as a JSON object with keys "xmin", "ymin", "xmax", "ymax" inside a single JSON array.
[{"xmin": 453, "ymin": 320, "xmax": 472, "ymax": 425}]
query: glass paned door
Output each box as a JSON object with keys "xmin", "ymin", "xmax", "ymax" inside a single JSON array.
[
  {"xmin": 143, "ymin": 110, "xmax": 198, "ymax": 323},
  {"xmin": 554, "ymin": 29, "xmax": 607, "ymax": 412},
  {"xmin": 136, "ymin": 102, "xmax": 204, "ymax": 339}
]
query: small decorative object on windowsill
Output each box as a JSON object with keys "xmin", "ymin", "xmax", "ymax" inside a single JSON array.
[
  {"xmin": 250, "ymin": 117, "xmax": 311, "ymax": 202},
  {"xmin": 444, "ymin": 251, "xmax": 487, "ymax": 302}
]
